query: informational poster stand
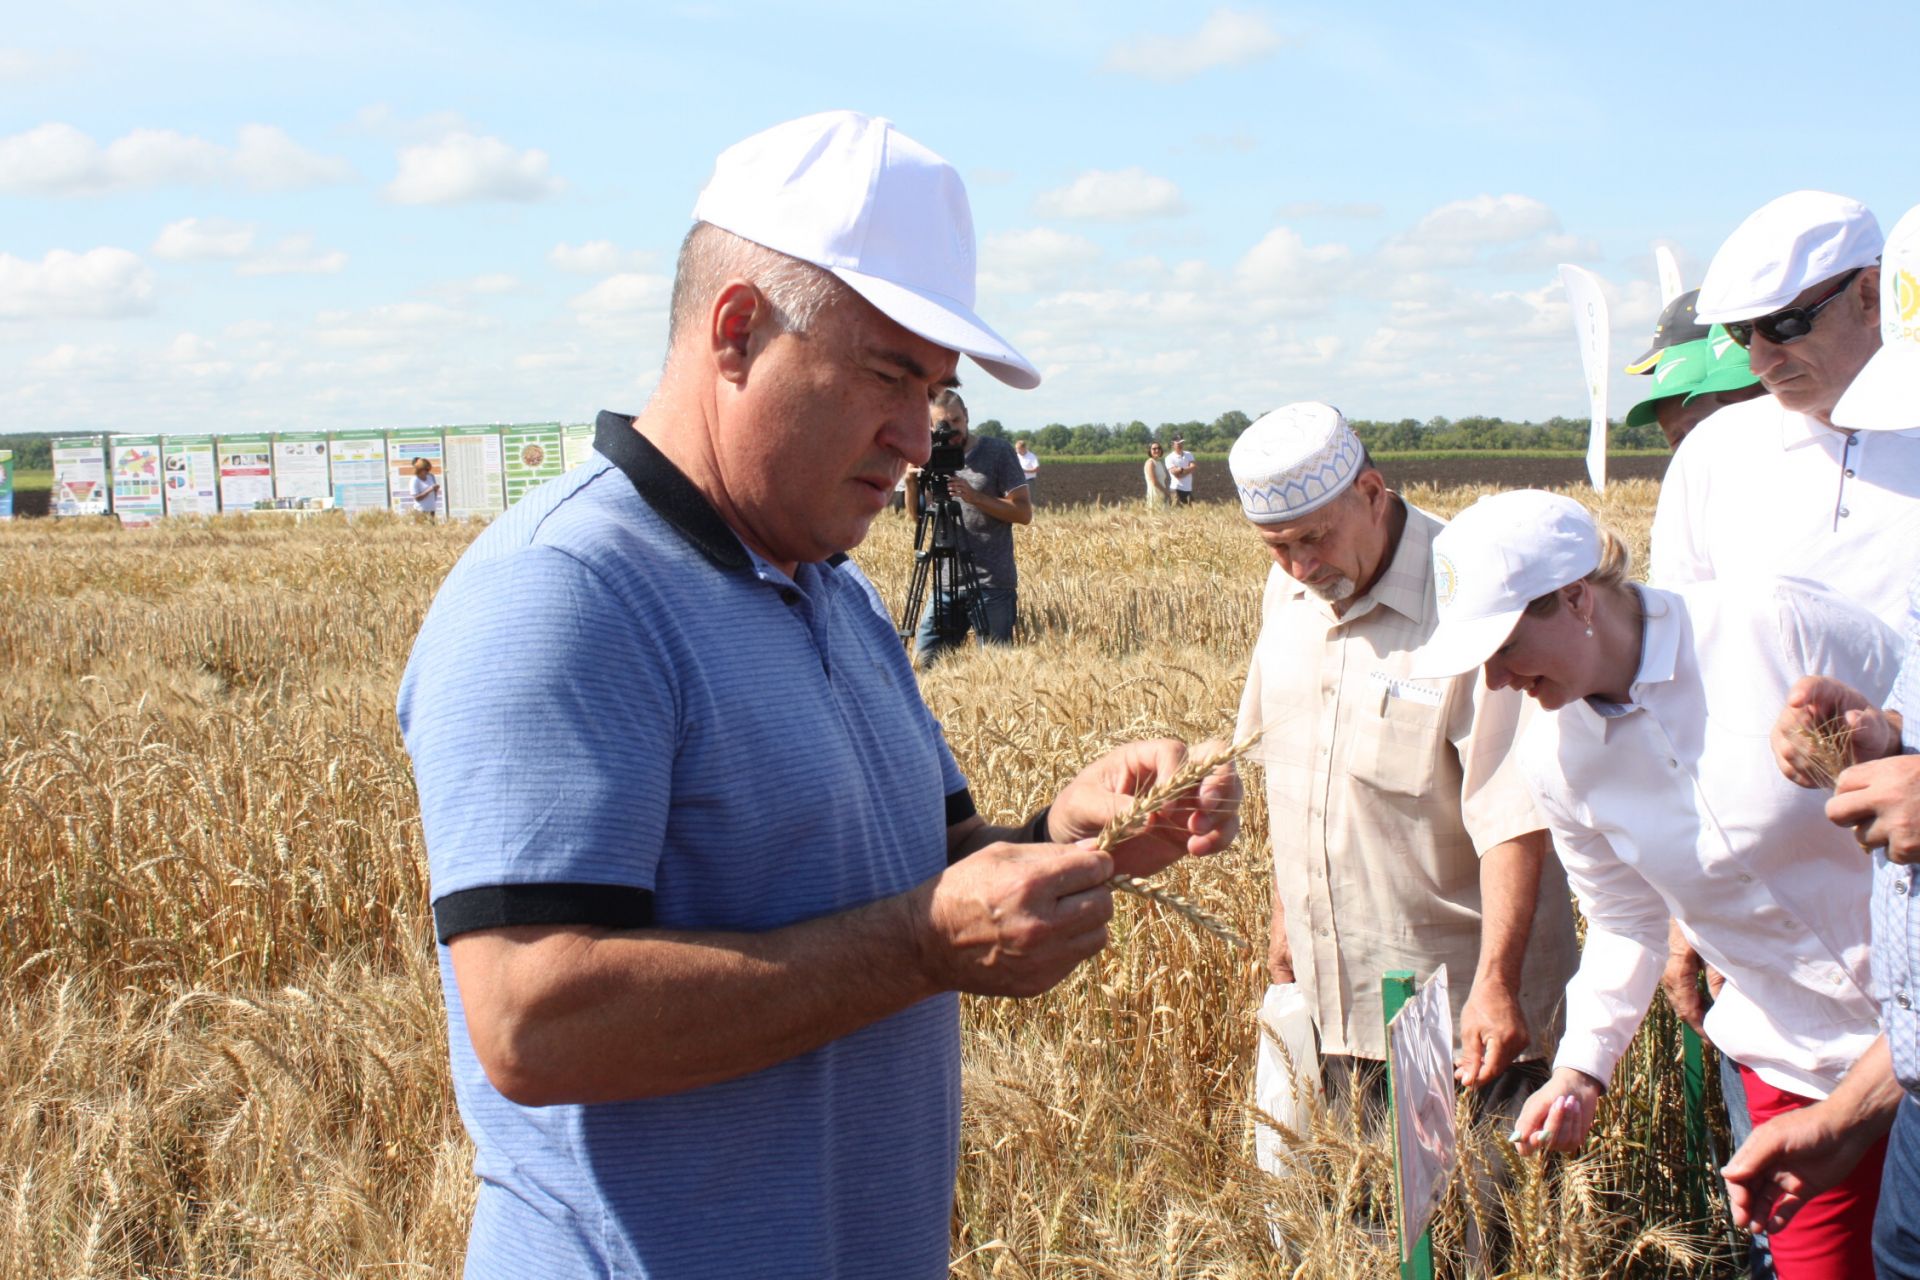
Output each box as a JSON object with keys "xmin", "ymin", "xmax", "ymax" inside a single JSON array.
[
  {"xmin": 52, "ymin": 436, "xmax": 110, "ymax": 517},
  {"xmin": 387, "ymin": 431, "xmax": 443, "ymax": 516},
  {"xmin": 218, "ymin": 437, "xmax": 275, "ymax": 511},
  {"xmin": 0, "ymin": 449, "xmax": 12, "ymax": 520},
  {"xmin": 110, "ymin": 435, "xmax": 166, "ymax": 527},
  {"xmin": 329, "ymin": 430, "xmax": 389, "ymax": 513},
  {"xmin": 561, "ymin": 421, "xmax": 597, "ymax": 471},
  {"xmin": 162, "ymin": 436, "xmax": 220, "ymax": 517},
  {"xmin": 1385, "ymin": 968, "xmax": 1454, "ymax": 1279},
  {"xmin": 443, "ymin": 425, "xmax": 506, "ymax": 519},
  {"xmin": 503, "ymin": 423, "xmax": 566, "ymax": 507},
  {"xmin": 273, "ymin": 431, "xmax": 332, "ymax": 506}
]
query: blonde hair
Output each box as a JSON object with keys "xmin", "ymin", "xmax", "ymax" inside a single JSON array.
[
  {"xmin": 666, "ymin": 222, "xmax": 849, "ymax": 349},
  {"xmin": 1523, "ymin": 524, "xmax": 1634, "ymax": 618}
]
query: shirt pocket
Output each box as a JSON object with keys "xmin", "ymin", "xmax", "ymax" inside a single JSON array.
[{"xmin": 1347, "ymin": 695, "xmax": 1442, "ymax": 798}]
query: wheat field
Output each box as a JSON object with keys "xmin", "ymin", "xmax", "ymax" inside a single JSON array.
[{"xmin": 0, "ymin": 480, "xmax": 1731, "ymax": 1278}]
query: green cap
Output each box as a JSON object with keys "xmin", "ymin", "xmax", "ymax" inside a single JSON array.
[{"xmin": 1624, "ymin": 325, "xmax": 1761, "ymax": 429}]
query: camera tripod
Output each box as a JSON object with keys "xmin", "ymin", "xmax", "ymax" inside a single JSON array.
[{"xmin": 897, "ymin": 478, "xmax": 989, "ymax": 649}]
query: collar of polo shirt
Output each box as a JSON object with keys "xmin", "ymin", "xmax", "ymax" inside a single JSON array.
[{"xmin": 593, "ymin": 411, "xmax": 752, "ymax": 571}]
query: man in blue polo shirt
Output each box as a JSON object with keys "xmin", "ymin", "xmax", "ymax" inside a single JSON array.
[{"xmin": 398, "ymin": 111, "xmax": 1241, "ymax": 1279}]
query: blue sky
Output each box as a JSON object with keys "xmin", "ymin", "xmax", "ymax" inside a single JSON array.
[{"xmin": 3, "ymin": 2, "xmax": 1915, "ymax": 436}]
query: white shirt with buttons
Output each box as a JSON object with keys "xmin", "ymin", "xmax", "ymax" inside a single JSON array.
[
  {"xmin": 1650, "ymin": 394, "xmax": 1920, "ymax": 631},
  {"xmin": 1525, "ymin": 578, "xmax": 1905, "ymax": 1099}
]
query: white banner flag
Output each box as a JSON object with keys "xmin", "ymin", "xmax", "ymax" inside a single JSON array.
[
  {"xmin": 1558, "ymin": 264, "xmax": 1610, "ymax": 491},
  {"xmin": 1654, "ymin": 244, "xmax": 1683, "ymax": 307}
]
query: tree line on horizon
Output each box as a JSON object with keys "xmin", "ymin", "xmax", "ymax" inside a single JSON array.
[{"xmin": 0, "ymin": 412, "xmax": 1663, "ymax": 473}]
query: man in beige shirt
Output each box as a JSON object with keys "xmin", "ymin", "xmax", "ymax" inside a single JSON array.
[{"xmin": 1231, "ymin": 402, "xmax": 1578, "ymax": 1110}]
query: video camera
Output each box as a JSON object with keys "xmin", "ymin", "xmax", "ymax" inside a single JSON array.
[{"xmin": 922, "ymin": 420, "xmax": 967, "ymax": 486}]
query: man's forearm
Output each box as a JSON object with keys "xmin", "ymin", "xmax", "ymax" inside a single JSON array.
[
  {"xmin": 1474, "ymin": 830, "xmax": 1547, "ymax": 994},
  {"xmin": 451, "ymin": 891, "xmax": 940, "ymax": 1106},
  {"xmin": 1819, "ymin": 1035, "xmax": 1905, "ymax": 1134},
  {"xmin": 967, "ymin": 491, "xmax": 1031, "ymax": 525}
]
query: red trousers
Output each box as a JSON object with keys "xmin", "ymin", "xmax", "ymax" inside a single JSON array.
[{"xmin": 1738, "ymin": 1063, "xmax": 1890, "ymax": 1280}]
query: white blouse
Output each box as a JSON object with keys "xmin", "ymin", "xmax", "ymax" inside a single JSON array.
[{"xmin": 1526, "ymin": 579, "xmax": 1904, "ymax": 1098}]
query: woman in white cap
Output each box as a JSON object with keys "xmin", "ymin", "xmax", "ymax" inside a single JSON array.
[{"xmin": 1414, "ymin": 489, "xmax": 1904, "ymax": 1280}]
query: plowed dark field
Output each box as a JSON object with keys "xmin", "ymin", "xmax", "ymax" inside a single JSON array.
[{"xmin": 1027, "ymin": 453, "xmax": 1669, "ymax": 507}]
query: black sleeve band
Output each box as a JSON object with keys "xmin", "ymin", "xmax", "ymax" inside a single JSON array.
[
  {"xmin": 433, "ymin": 883, "xmax": 655, "ymax": 944},
  {"xmin": 1024, "ymin": 805, "xmax": 1053, "ymax": 844},
  {"xmin": 944, "ymin": 787, "xmax": 977, "ymax": 828}
]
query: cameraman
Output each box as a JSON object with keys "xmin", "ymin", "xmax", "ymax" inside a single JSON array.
[{"xmin": 905, "ymin": 390, "xmax": 1030, "ymax": 663}]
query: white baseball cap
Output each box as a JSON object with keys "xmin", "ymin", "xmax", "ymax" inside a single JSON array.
[
  {"xmin": 1834, "ymin": 203, "xmax": 1920, "ymax": 432},
  {"xmin": 692, "ymin": 110, "xmax": 1040, "ymax": 390},
  {"xmin": 1695, "ymin": 190, "xmax": 1883, "ymax": 325},
  {"xmin": 1410, "ymin": 490, "xmax": 1601, "ymax": 680}
]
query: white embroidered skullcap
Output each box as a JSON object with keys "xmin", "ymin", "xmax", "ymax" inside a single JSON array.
[{"xmin": 1228, "ymin": 401, "xmax": 1363, "ymax": 524}]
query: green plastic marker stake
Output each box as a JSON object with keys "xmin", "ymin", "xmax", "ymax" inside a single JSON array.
[{"xmin": 1382, "ymin": 969, "xmax": 1435, "ymax": 1280}]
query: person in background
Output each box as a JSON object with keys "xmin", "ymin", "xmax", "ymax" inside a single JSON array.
[
  {"xmin": 1415, "ymin": 489, "xmax": 1900, "ymax": 1280},
  {"xmin": 1166, "ymin": 435, "xmax": 1196, "ymax": 506},
  {"xmin": 1737, "ymin": 201, "xmax": 1920, "ymax": 1279},
  {"xmin": 1013, "ymin": 437, "xmax": 1039, "ymax": 499},
  {"xmin": 1144, "ymin": 441, "xmax": 1170, "ymax": 508},
  {"xmin": 1232, "ymin": 404, "xmax": 1577, "ymax": 1138},
  {"xmin": 1621, "ymin": 289, "xmax": 1766, "ymax": 450},
  {"xmin": 410, "ymin": 457, "xmax": 440, "ymax": 519}
]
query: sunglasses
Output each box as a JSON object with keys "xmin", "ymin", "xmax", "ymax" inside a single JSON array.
[{"xmin": 1724, "ymin": 268, "xmax": 1862, "ymax": 349}]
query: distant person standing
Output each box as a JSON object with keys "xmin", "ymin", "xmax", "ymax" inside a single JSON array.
[
  {"xmin": 1144, "ymin": 442, "xmax": 1170, "ymax": 508},
  {"xmin": 1167, "ymin": 436, "xmax": 1196, "ymax": 506},
  {"xmin": 1014, "ymin": 439, "xmax": 1039, "ymax": 498},
  {"xmin": 410, "ymin": 457, "xmax": 441, "ymax": 519}
]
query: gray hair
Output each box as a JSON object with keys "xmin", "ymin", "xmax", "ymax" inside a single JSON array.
[{"xmin": 667, "ymin": 222, "xmax": 849, "ymax": 350}]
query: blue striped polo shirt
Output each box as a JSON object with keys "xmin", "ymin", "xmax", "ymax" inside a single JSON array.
[
  {"xmin": 398, "ymin": 412, "xmax": 972, "ymax": 1278},
  {"xmin": 1873, "ymin": 566, "xmax": 1920, "ymax": 1099}
]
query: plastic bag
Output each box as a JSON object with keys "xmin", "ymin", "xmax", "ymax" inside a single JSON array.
[{"xmin": 1253, "ymin": 981, "xmax": 1323, "ymax": 1246}]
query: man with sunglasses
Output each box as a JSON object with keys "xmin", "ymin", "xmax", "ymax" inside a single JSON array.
[{"xmin": 1651, "ymin": 190, "xmax": 1920, "ymax": 631}]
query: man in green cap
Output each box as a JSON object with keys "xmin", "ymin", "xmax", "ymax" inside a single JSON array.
[{"xmin": 1624, "ymin": 289, "xmax": 1766, "ymax": 448}]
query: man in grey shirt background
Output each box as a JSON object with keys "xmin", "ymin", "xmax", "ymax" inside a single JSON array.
[{"xmin": 908, "ymin": 389, "xmax": 1030, "ymax": 662}]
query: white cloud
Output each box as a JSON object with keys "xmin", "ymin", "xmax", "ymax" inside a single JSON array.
[
  {"xmin": 978, "ymin": 228, "xmax": 1103, "ymax": 294},
  {"xmin": 153, "ymin": 217, "xmax": 256, "ymax": 261},
  {"xmin": 237, "ymin": 233, "xmax": 347, "ymax": 277},
  {"xmin": 549, "ymin": 240, "xmax": 654, "ymax": 274},
  {"xmin": 312, "ymin": 303, "xmax": 472, "ymax": 348},
  {"xmin": 0, "ymin": 248, "xmax": 154, "ymax": 318},
  {"xmin": 1275, "ymin": 200, "xmax": 1383, "ymax": 220},
  {"xmin": 1375, "ymin": 194, "xmax": 1582, "ymax": 273},
  {"xmin": 353, "ymin": 104, "xmax": 473, "ymax": 142},
  {"xmin": 165, "ymin": 333, "xmax": 216, "ymax": 363},
  {"xmin": 1234, "ymin": 226, "xmax": 1354, "ymax": 296},
  {"xmin": 465, "ymin": 273, "xmax": 521, "ymax": 295},
  {"xmin": 387, "ymin": 132, "xmax": 562, "ymax": 205},
  {"xmin": 1103, "ymin": 8, "xmax": 1287, "ymax": 83},
  {"xmin": 569, "ymin": 272, "xmax": 671, "ymax": 325},
  {"xmin": 0, "ymin": 122, "xmax": 350, "ymax": 195},
  {"xmin": 1406, "ymin": 194, "xmax": 1558, "ymax": 246},
  {"xmin": 0, "ymin": 48, "xmax": 76, "ymax": 84},
  {"xmin": 1033, "ymin": 167, "xmax": 1186, "ymax": 221},
  {"xmin": 30, "ymin": 343, "xmax": 120, "ymax": 374}
]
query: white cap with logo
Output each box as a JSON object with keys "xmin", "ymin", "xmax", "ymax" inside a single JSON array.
[
  {"xmin": 1834, "ymin": 203, "xmax": 1920, "ymax": 432},
  {"xmin": 1411, "ymin": 490, "xmax": 1601, "ymax": 680},
  {"xmin": 1228, "ymin": 401, "xmax": 1362, "ymax": 524},
  {"xmin": 1695, "ymin": 190, "xmax": 1883, "ymax": 325},
  {"xmin": 692, "ymin": 110, "xmax": 1039, "ymax": 390}
]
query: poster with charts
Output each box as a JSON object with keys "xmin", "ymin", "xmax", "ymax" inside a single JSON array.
[
  {"xmin": 218, "ymin": 437, "xmax": 274, "ymax": 510},
  {"xmin": 561, "ymin": 421, "xmax": 597, "ymax": 471},
  {"xmin": 387, "ymin": 432, "xmax": 443, "ymax": 515},
  {"xmin": 329, "ymin": 431, "xmax": 389, "ymax": 512},
  {"xmin": 503, "ymin": 423, "xmax": 565, "ymax": 507},
  {"xmin": 273, "ymin": 432, "xmax": 332, "ymax": 505},
  {"xmin": 443, "ymin": 427, "xmax": 505, "ymax": 519},
  {"xmin": 162, "ymin": 437, "xmax": 219, "ymax": 518},
  {"xmin": 0, "ymin": 449, "xmax": 12, "ymax": 520},
  {"xmin": 110, "ymin": 436, "xmax": 166, "ymax": 527},
  {"xmin": 52, "ymin": 436, "xmax": 109, "ymax": 517}
]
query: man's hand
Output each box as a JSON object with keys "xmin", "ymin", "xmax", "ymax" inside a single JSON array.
[
  {"xmin": 944, "ymin": 476, "xmax": 983, "ymax": 506},
  {"xmin": 1662, "ymin": 923, "xmax": 1712, "ymax": 1039},
  {"xmin": 917, "ymin": 842, "xmax": 1115, "ymax": 998},
  {"xmin": 1456, "ymin": 980, "xmax": 1529, "ymax": 1086},
  {"xmin": 1509, "ymin": 1067, "xmax": 1606, "ymax": 1155},
  {"xmin": 1046, "ymin": 738, "xmax": 1242, "ymax": 879},
  {"xmin": 1772, "ymin": 676, "xmax": 1901, "ymax": 787},
  {"xmin": 1829, "ymin": 755, "xmax": 1920, "ymax": 863},
  {"xmin": 1723, "ymin": 1099, "xmax": 1883, "ymax": 1235}
]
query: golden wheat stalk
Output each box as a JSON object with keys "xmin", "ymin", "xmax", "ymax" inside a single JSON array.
[
  {"xmin": 1800, "ymin": 715, "xmax": 1857, "ymax": 791},
  {"xmin": 1096, "ymin": 735, "xmax": 1260, "ymax": 950}
]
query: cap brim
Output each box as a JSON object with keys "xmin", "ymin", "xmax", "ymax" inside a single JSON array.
[
  {"xmin": 1833, "ymin": 343, "xmax": 1920, "ymax": 431},
  {"xmin": 1624, "ymin": 347, "xmax": 1663, "ymax": 375},
  {"xmin": 832, "ymin": 266, "xmax": 1041, "ymax": 390},
  {"xmin": 1407, "ymin": 608, "xmax": 1525, "ymax": 682},
  {"xmin": 1624, "ymin": 396, "xmax": 1668, "ymax": 430}
]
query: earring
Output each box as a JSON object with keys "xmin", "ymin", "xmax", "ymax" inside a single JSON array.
[{"xmin": 1584, "ymin": 625, "xmax": 1594, "ymax": 638}]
